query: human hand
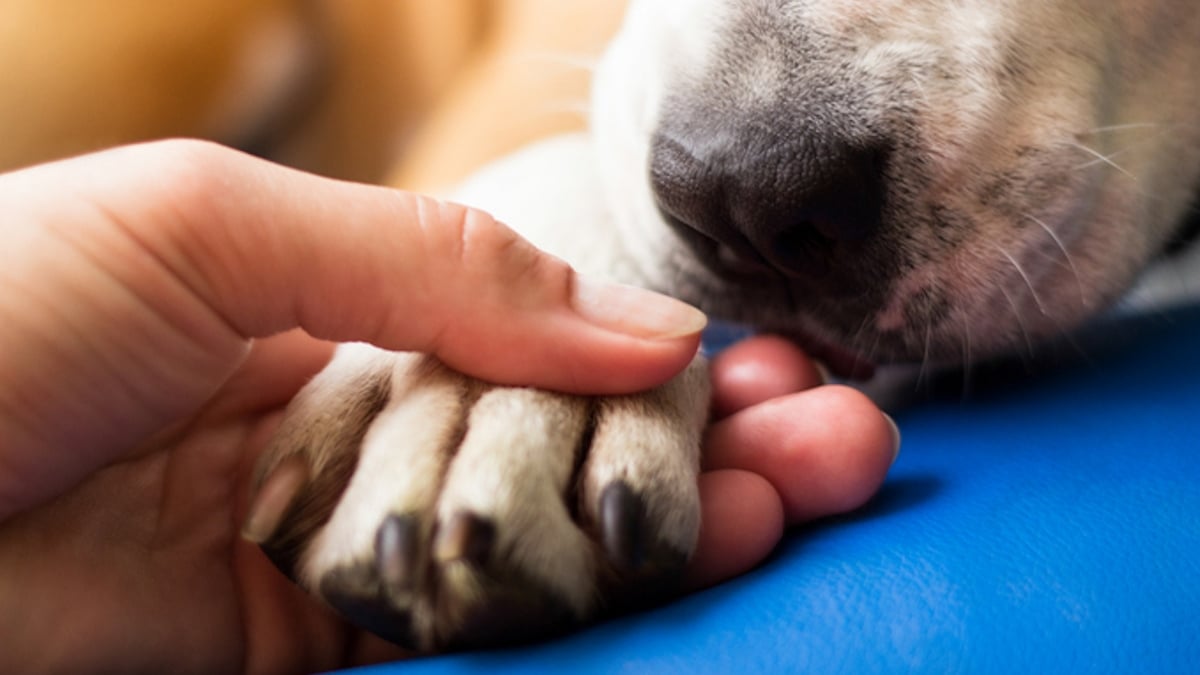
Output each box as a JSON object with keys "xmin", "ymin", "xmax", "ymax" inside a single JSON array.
[
  {"xmin": 0, "ymin": 139, "xmax": 708, "ymax": 522},
  {"xmin": 0, "ymin": 140, "xmax": 896, "ymax": 673}
]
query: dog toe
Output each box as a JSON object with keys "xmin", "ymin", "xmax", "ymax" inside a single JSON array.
[
  {"xmin": 423, "ymin": 387, "xmax": 597, "ymax": 648},
  {"xmin": 580, "ymin": 360, "xmax": 710, "ymax": 593}
]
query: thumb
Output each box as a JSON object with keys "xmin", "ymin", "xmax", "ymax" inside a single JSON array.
[
  {"xmin": 112, "ymin": 140, "xmax": 707, "ymax": 392},
  {"xmin": 0, "ymin": 140, "xmax": 704, "ymax": 518}
]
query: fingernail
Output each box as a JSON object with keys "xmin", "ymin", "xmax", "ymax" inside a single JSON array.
[
  {"xmin": 242, "ymin": 457, "xmax": 309, "ymax": 544},
  {"xmin": 883, "ymin": 413, "xmax": 902, "ymax": 466},
  {"xmin": 572, "ymin": 274, "xmax": 708, "ymax": 339}
]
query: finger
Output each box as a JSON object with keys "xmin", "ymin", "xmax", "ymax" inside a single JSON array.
[
  {"xmin": 83, "ymin": 140, "xmax": 704, "ymax": 393},
  {"xmin": 709, "ymin": 335, "xmax": 825, "ymax": 419},
  {"xmin": 704, "ymin": 385, "xmax": 900, "ymax": 523},
  {"xmin": 684, "ymin": 469, "xmax": 784, "ymax": 590}
]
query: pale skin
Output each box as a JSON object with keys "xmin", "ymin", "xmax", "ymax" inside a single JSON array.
[{"xmin": 0, "ymin": 140, "xmax": 898, "ymax": 674}]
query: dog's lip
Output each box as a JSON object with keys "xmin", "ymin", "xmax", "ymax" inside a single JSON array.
[
  {"xmin": 704, "ymin": 320, "xmax": 876, "ymax": 380},
  {"xmin": 780, "ymin": 327, "xmax": 877, "ymax": 381}
]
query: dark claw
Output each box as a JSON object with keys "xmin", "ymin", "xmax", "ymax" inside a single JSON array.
[
  {"xmin": 376, "ymin": 513, "xmax": 422, "ymax": 592},
  {"xmin": 434, "ymin": 511, "xmax": 496, "ymax": 567},
  {"xmin": 596, "ymin": 481, "xmax": 690, "ymax": 612},
  {"xmin": 599, "ymin": 481, "xmax": 646, "ymax": 573},
  {"xmin": 319, "ymin": 562, "xmax": 419, "ymax": 649}
]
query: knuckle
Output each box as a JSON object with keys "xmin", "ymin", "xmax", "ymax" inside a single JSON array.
[
  {"xmin": 430, "ymin": 197, "xmax": 570, "ymax": 300},
  {"xmin": 122, "ymin": 139, "xmax": 245, "ymax": 222}
]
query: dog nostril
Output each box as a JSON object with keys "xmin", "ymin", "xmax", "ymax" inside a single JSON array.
[
  {"xmin": 649, "ymin": 125, "xmax": 889, "ymax": 277},
  {"xmin": 649, "ymin": 134, "xmax": 744, "ymax": 251},
  {"xmin": 794, "ymin": 144, "xmax": 889, "ymax": 244},
  {"xmin": 769, "ymin": 226, "xmax": 835, "ymax": 278}
]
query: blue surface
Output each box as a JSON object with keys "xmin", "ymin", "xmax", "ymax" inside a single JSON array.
[{"xmin": 342, "ymin": 307, "xmax": 1200, "ymax": 674}]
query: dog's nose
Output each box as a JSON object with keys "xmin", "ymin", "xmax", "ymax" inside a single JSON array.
[{"xmin": 650, "ymin": 124, "xmax": 887, "ymax": 276}]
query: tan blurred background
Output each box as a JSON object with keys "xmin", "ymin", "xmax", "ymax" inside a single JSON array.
[{"xmin": 0, "ymin": 0, "xmax": 626, "ymax": 191}]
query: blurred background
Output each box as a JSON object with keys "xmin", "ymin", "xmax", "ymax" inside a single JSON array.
[{"xmin": 0, "ymin": 0, "xmax": 625, "ymax": 191}]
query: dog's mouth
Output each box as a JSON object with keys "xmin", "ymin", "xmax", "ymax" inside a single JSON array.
[
  {"xmin": 784, "ymin": 326, "xmax": 878, "ymax": 380},
  {"xmin": 666, "ymin": 214, "xmax": 887, "ymax": 378}
]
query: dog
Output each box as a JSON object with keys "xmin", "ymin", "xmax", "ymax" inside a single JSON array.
[{"xmin": 238, "ymin": 0, "xmax": 1200, "ymax": 652}]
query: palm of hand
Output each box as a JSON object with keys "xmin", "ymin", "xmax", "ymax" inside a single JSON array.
[{"xmin": 0, "ymin": 332, "xmax": 395, "ymax": 674}]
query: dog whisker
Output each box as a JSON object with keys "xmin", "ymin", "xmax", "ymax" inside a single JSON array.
[
  {"xmin": 915, "ymin": 321, "xmax": 934, "ymax": 390},
  {"xmin": 997, "ymin": 284, "xmax": 1035, "ymax": 359},
  {"xmin": 1074, "ymin": 136, "xmax": 1161, "ymax": 167},
  {"xmin": 847, "ymin": 312, "xmax": 875, "ymax": 359},
  {"xmin": 1064, "ymin": 125, "xmax": 1189, "ymax": 196},
  {"xmin": 1083, "ymin": 120, "xmax": 1200, "ymax": 139},
  {"xmin": 1081, "ymin": 122, "xmax": 1163, "ymax": 135},
  {"xmin": 865, "ymin": 328, "xmax": 883, "ymax": 368},
  {"xmin": 1061, "ymin": 127, "xmax": 1179, "ymax": 206},
  {"xmin": 1024, "ymin": 213, "xmax": 1086, "ymax": 307},
  {"xmin": 1062, "ymin": 140, "xmax": 1140, "ymax": 181},
  {"xmin": 997, "ymin": 247, "xmax": 1049, "ymax": 317}
]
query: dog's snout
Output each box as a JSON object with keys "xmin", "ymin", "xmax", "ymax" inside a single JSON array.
[{"xmin": 650, "ymin": 124, "xmax": 887, "ymax": 276}]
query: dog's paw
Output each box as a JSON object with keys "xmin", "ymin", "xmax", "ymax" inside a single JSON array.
[{"xmin": 244, "ymin": 344, "xmax": 710, "ymax": 651}]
